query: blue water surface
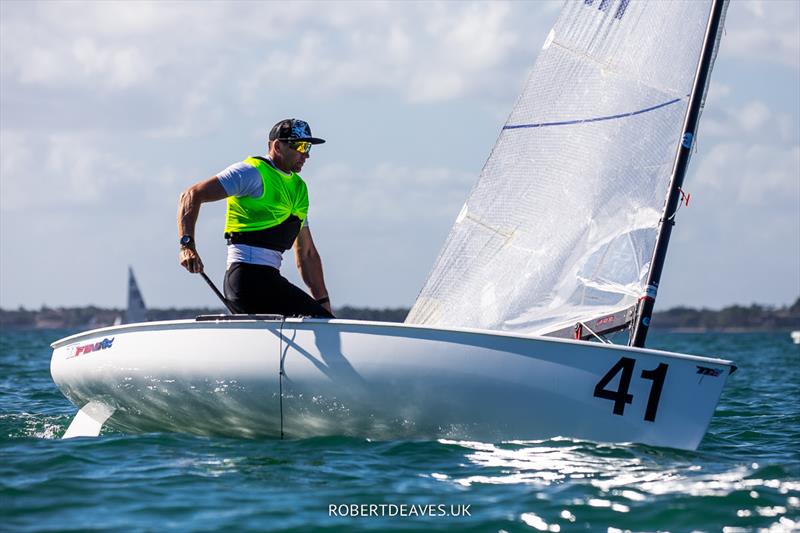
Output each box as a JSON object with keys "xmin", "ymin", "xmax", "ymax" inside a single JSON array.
[{"xmin": 1, "ymin": 329, "xmax": 798, "ymax": 532}]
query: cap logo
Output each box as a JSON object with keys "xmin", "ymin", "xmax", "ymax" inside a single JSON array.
[{"xmin": 291, "ymin": 120, "xmax": 310, "ymax": 139}]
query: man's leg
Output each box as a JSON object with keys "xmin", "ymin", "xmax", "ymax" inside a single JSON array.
[
  {"xmin": 223, "ymin": 262, "xmax": 269, "ymax": 314},
  {"xmin": 224, "ymin": 262, "xmax": 333, "ymax": 317},
  {"xmin": 271, "ymin": 274, "xmax": 335, "ymax": 318}
]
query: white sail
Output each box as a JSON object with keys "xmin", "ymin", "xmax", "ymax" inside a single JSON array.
[
  {"xmin": 407, "ymin": 0, "xmax": 728, "ymax": 336},
  {"xmin": 123, "ymin": 266, "xmax": 147, "ymax": 324}
]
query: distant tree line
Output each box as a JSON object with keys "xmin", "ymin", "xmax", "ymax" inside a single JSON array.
[
  {"xmin": 650, "ymin": 299, "xmax": 800, "ymax": 330},
  {"xmin": 1, "ymin": 299, "xmax": 798, "ymax": 331},
  {"xmin": 0, "ymin": 305, "xmax": 410, "ymax": 329}
]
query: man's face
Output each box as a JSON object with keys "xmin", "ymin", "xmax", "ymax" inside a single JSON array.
[{"xmin": 280, "ymin": 141, "xmax": 310, "ymax": 173}]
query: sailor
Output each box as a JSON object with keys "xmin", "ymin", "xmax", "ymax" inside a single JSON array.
[{"xmin": 177, "ymin": 118, "xmax": 334, "ymax": 318}]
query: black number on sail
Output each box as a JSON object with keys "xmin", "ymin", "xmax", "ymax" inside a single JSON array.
[
  {"xmin": 583, "ymin": 0, "xmax": 630, "ymax": 20},
  {"xmin": 594, "ymin": 358, "xmax": 670, "ymax": 422},
  {"xmin": 593, "ymin": 357, "xmax": 635, "ymax": 415},
  {"xmin": 641, "ymin": 363, "xmax": 668, "ymax": 422}
]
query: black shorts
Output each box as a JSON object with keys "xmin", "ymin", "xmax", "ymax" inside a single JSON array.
[{"xmin": 223, "ymin": 262, "xmax": 334, "ymax": 318}]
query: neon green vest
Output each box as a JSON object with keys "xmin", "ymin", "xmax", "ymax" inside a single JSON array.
[{"xmin": 224, "ymin": 157, "xmax": 309, "ymax": 234}]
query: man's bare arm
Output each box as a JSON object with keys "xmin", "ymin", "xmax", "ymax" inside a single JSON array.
[
  {"xmin": 177, "ymin": 177, "xmax": 228, "ymax": 273},
  {"xmin": 294, "ymin": 226, "xmax": 332, "ymax": 313}
]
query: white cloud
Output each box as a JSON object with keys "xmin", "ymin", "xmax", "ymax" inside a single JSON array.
[
  {"xmin": 0, "ymin": 131, "xmax": 34, "ymax": 215},
  {"xmin": 73, "ymin": 38, "xmax": 153, "ymax": 89},
  {"xmin": 1, "ymin": 5, "xmax": 162, "ymax": 90},
  {"xmin": 202, "ymin": 2, "xmax": 539, "ymax": 104},
  {"xmin": 12, "ymin": 39, "xmax": 154, "ymax": 89},
  {"xmin": 707, "ymin": 82, "xmax": 732, "ymax": 102},
  {"xmin": 1, "ymin": 0, "xmax": 556, "ymax": 148},
  {"xmin": 0, "ymin": 130, "xmax": 151, "ymax": 210},
  {"xmin": 312, "ymin": 161, "xmax": 474, "ymax": 223},
  {"xmin": 723, "ymin": 0, "xmax": 800, "ymax": 69},
  {"xmin": 702, "ymin": 97, "xmax": 797, "ymax": 144},
  {"xmin": 144, "ymin": 64, "xmax": 228, "ymax": 139},
  {"xmin": 737, "ymin": 100, "xmax": 771, "ymax": 132},
  {"xmin": 694, "ymin": 87, "xmax": 798, "ymax": 209},
  {"xmin": 694, "ymin": 142, "xmax": 800, "ymax": 206},
  {"xmin": 2, "ymin": 1, "xmax": 543, "ymax": 103}
]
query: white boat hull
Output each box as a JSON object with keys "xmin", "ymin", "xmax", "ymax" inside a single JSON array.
[{"xmin": 51, "ymin": 317, "xmax": 735, "ymax": 450}]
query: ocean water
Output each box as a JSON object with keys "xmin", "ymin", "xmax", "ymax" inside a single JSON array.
[{"xmin": 1, "ymin": 329, "xmax": 798, "ymax": 532}]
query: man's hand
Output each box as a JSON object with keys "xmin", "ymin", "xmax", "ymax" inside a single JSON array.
[{"xmin": 179, "ymin": 246, "xmax": 205, "ymax": 273}]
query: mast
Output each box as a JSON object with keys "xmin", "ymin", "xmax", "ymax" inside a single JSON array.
[{"xmin": 629, "ymin": 0, "xmax": 727, "ymax": 347}]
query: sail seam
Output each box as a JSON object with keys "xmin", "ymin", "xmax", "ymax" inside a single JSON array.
[
  {"xmin": 463, "ymin": 213, "xmax": 514, "ymax": 239},
  {"xmin": 548, "ymin": 39, "xmax": 616, "ymax": 73},
  {"xmin": 504, "ymin": 96, "xmax": 683, "ymax": 130}
]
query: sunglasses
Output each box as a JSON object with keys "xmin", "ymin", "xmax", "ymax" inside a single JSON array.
[{"xmin": 286, "ymin": 140, "xmax": 312, "ymax": 154}]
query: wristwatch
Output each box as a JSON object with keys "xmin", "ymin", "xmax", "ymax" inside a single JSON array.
[{"xmin": 180, "ymin": 235, "xmax": 195, "ymax": 249}]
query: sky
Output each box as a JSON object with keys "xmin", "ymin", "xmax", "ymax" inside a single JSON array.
[{"xmin": 1, "ymin": 0, "xmax": 798, "ymax": 312}]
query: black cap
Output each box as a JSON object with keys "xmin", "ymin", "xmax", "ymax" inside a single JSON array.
[{"xmin": 269, "ymin": 119, "xmax": 326, "ymax": 144}]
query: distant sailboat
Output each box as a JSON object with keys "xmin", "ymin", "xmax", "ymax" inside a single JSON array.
[{"xmin": 115, "ymin": 267, "xmax": 147, "ymax": 325}]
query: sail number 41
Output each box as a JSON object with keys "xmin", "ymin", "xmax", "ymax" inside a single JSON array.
[{"xmin": 593, "ymin": 357, "xmax": 668, "ymax": 422}]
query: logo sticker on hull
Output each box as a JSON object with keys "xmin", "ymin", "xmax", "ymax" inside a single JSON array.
[
  {"xmin": 696, "ymin": 366, "xmax": 721, "ymax": 377},
  {"xmin": 696, "ymin": 365, "xmax": 721, "ymax": 383},
  {"xmin": 66, "ymin": 338, "xmax": 115, "ymax": 359}
]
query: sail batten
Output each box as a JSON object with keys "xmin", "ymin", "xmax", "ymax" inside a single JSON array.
[
  {"xmin": 407, "ymin": 0, "xmax": 726, "ymax": 336},
  {"xmin": 504, "ymin": 96, "xmax": 684, "ymax": 130}
]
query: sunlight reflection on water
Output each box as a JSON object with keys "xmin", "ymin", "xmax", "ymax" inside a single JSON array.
[{"xmin": 437, "ymin": 437, "xmax": 800, "ymax": 517}]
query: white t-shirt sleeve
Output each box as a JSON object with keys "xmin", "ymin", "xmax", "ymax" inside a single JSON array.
[{"xmin": 216, "ymin": 162, "xmax": 263, "ymax": 198}]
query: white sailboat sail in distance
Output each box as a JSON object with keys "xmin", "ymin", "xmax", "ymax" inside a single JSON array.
[
  {"xmin": 122, "ymin": 266, "xmax": 147, "ymax": 324},
  {"xmin": 407, "ymin": 0, "xmax": 728, "ymax": 337}
]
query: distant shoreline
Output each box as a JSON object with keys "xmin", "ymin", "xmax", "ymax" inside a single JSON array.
[{"xmin": 1, "ymin": 301, "xmax": 798, "ymax": 331}]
